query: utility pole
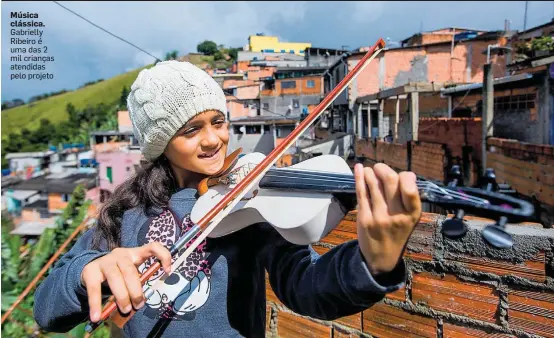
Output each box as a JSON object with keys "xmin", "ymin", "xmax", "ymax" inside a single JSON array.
[
  {"xmin": 482, "ymin": 63, "xmax": 494, "ymax": 175},
  {"xmin": 524, "ymin": 1, "xmax": 529, "ymax": 30}
]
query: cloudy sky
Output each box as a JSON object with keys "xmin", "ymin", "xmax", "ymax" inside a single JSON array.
[{"xmin": 2, "ymin": 1, "xmax": 553, "ymax": 102}]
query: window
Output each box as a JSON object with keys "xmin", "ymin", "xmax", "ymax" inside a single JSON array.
[
  {"xmin": 292, "ymin": 99, "xmax": 300, "ymax": 108},
  {"xmin": 494, "ymin": 93, "xmax": 536, "ymax": 110},
  {"xmin": 263, "ymin": 103, "xmax": 269, "ymax": 110},
  {"xmin": 306, "ymin": 80, "xmax": 315, "ymax": 88},
  {"xmin": 233, "ymin": 125, "xmax": 262, "ymax": 134},
  {"xmin": 246, "ymin": 126, "xmax": 261, "ymax": 134},
  {"xmin": 263, "ymin": 125, "xmax": 271, "ymax": 133},
  {"xmin": 281, "ymin": 81, "xmax": 296, "ymax": 89},
  {"xmin": 107, "ymin": 166, "xmax": 113, "ymax": 184},
  {"xmin": 281, "ymin": 49, "xmax": 286, "ymax": 53},
  {"xmin": 276, "ymin": 126, "xmax": 294, "ymax": 138},
  {"xmin": 62, "ymin": 194, "xmax": 70, "ymax": 202}
]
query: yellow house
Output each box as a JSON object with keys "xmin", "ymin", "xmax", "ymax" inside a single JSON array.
[{"xmin": 248, "ymin": 35, "xmax": 311, "ymax": 55}]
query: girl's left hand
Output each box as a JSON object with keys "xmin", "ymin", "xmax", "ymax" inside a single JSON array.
[{"xmin": 354, "ymin": 163, "xmax": 422, "ymax": 276}]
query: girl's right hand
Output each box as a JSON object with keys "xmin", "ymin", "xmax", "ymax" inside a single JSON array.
[{"xmin": 81, "ymin": 242, "xmax": 172, "ymax": 322}]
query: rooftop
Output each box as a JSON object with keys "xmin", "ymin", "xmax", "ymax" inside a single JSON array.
[
  {"xmin": 23, "ymin": 198, "xmax": 48, "ymax": 210},
  {"xmin": 356, "ymin": 82, "xmax": 444, "ymax": 103},
  {"xmin": 275, "ymin": 66, "xmax": 328, "ymax": 73},
  {"xmin": 5, "ymin": 150, "xmax": 55, "ymax": 159},
  {"xmin": 4, "ymin": 189, "xmax": 39, "ymax": 201},
  {"xmin": 230, "ymin": 115, "xmax": 300, "ymax": 125},
  {"xmin": 90, "ymin": 130, "xmax": 134, "ymax": 137},
  {"xmin": 351, "ymin": 31, "xmax": 505, "ymax": 56},
  {"xmin": 10, "ymin": 220, "xmax": 57, "ymax": 236},
  {"xmin": 441, "ymin": 73, "xmax": 534, "ymax": 95},
  {"xmin": 400, "ymin": 27, "xmax": 488, "ymax": 43},
  {"xmin": 7, "ymin": 171, "xmax": 97, "ymax": 194}
]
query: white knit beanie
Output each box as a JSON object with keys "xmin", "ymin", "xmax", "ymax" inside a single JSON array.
[{"xmin": 127, "ymin": 60, "xmax": 227, "ymax": 161}]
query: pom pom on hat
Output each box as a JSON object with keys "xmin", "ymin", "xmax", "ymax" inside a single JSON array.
[{"xmin": 127, "ymin": 60, "xmax": 227, "ymax": 161}]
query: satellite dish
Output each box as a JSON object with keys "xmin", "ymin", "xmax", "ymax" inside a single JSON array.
[{"xmin": 239, "ymin": 126, "xmax": 246, "ymax": 134}]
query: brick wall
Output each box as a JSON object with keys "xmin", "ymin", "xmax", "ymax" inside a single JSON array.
[
  {"xmin": 261, "ymin": 76, "xmax": 323, "ymax": 97},
  {"xmin": 355, "ymin": 138, "xmax": 377, "ymax": 162},
  {"xmin": 348, "ymin": 39, "xmax": 508, "ymax": 107},
  {"xmin": 266, "ymin": 211, "xmax": 554, "ymax": 337},
  {"xmin": 419, "ymin": 118, "xmax": 482, "ymax": 159},
  {"xmin": 355, "ymin": 139, "xmax": 446, "ymax": 181},
  {"xmin": 411, "ymin": 142, "xmax": 447, "ymax": 181},
  {"xmin": 487, "ymin": 137, "xmax": 554, "ymax": 226},
  {"xmin": 223, "ymin": 79, "xmax": 256, "ymax": 89},
  {"xmin": 48, "ymin": 193, "xmax": 68, "ymax": 212},
  {"xmin": 418, "ymin": 118, "xmax": 483, "ymax": 185},
  {"xmin": 376, "ymin": 141, "xmax": 408, "ymax": 171}
]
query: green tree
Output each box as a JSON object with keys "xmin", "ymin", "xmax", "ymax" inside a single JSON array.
[
  {"xmin": 228, "ymin": 47, "xmax": 240, "ymax": 61},
  {"xmin": 214, "ymin": 50, "xmax": 224, "ymax": 61},
  {"xmin": 197, "ymin": 40, "xmax": 218, "ymax": 55},
  {"xmin": 120, "ymin": 86, "xmax": 129, "ymax": 110},
  {"xmin": 164, "ymin": 50, "xmax": 179, "ymax": 61},
  {"xmin": 1, "ymin": 185, "xmax": 111, "ymax": 338},
  {"xmin": 31, "ymin": 119, "xmax": 57, "ymax": 145}
]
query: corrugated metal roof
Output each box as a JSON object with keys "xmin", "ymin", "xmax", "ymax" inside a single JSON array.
[
  {"xmin": 441, "ymin": 73, "xmax": 534, "ymax": 95},
  {"xmin": 10, "ymin": 221, "xmax": 57, "ymax": 236},
  {"xmin": 5, "ymin": 151, "xmax": 55, "ymax": 159},
  {"xmin": 4, "ymin": 190, "xmax": 39, "ymax": 200}
]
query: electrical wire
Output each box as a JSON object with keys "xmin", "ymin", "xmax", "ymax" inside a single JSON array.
[{"xmin": 52, "ymin": 1, "xmax": 162, "ymax": 63}]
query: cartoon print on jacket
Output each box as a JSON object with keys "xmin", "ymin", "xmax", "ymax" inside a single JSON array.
[{"xmin": 137, "ymin": 210, "xmax": 212, "ymax": 320}]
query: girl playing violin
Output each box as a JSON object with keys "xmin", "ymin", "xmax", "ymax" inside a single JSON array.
[{"xmin": 34, "ymin": 61, "xmax": 422, "ymax": 337}]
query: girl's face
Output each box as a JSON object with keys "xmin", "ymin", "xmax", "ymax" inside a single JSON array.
[{"xmin": 164, "ymin": 110, "xmax": 229, "ymax": 183}]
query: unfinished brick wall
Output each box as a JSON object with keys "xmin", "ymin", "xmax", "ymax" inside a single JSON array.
[
  {"xmin": 411, "ymin": 142, "xmax": 447, "ymax": 182},
  {"xmin": 418, "ymin": 118, "xmax": 482, "ymax": 159},
  {"xmin": 487, "ymin": 137, "xmax": 554, "ymax": 226},
  {"xmin": 266, "ymin": 212, "xmax": 554, "ymax": 338},
  {"xmin": 418, "ymin": 118, "xmax": 483, "ymax": 185},
  {"xmin": 355, "ymin": 139, "xmax": 446, "ymax": 181},
  {"xmin": 355, "ymin": 138, "xmax": 377, "ymax": 162},
  {"xmin": 376, "ymin": 141, "xmax": 408, "ymax": 171}
]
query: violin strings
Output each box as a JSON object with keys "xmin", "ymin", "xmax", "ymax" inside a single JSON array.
[
  {"xmin": 231, "ymin": 165, "xmax": 495, "ymax": 207},
  {"xmin": 259, "ymin": 172, "xmax": 491, "ymax": 206}
]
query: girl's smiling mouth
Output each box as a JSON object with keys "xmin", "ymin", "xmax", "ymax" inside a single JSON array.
[{"xmin": 199, "ymin": 145, "xmax": 222, "ymax": 159}]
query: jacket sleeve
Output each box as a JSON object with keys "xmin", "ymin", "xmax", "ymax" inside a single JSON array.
[
  {"xmin": 33, "ymin": 228, "xmax": 109, "ymax": 333},
  {"xmin": 260, "ymin": 224, "xmax": 407, "ymax": 320}
]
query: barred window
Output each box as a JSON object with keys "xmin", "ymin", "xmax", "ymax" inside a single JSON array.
[{"xmin": 494, "ymin": 93, "xmax": 535, "ymax": 110}]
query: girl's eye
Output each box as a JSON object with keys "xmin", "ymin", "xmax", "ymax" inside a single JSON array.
[{"xmin": 183, "ymin": 128, "xmax": 198, "ymax": 135}]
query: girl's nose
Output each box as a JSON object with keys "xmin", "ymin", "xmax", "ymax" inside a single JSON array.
[{"xmin": 200, "ymin": 127, "xmax": 220, "ymax": 147}]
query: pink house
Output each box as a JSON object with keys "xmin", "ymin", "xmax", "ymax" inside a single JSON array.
[
  {"xmin": 226, "ymin": 85, "xmax": 261, "ymax": 119},
  {"xmin": 91, "ymin": 111, "xmax": 143, "ymax": 202}
]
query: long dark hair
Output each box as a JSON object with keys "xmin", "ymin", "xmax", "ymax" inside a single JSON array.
[{"xmin": 92, "ymin": 155, "xmax": 178, "ymax": 250}]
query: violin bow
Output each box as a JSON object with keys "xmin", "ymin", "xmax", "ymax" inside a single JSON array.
[{"xmin": 87, "ymin": 38, "xmax": 386, "ymax": 332}]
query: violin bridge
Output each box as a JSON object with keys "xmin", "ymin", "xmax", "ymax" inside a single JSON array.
[{"xmin": 218, "ymin": 164, "xmax": 255, "ymax": 186}]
